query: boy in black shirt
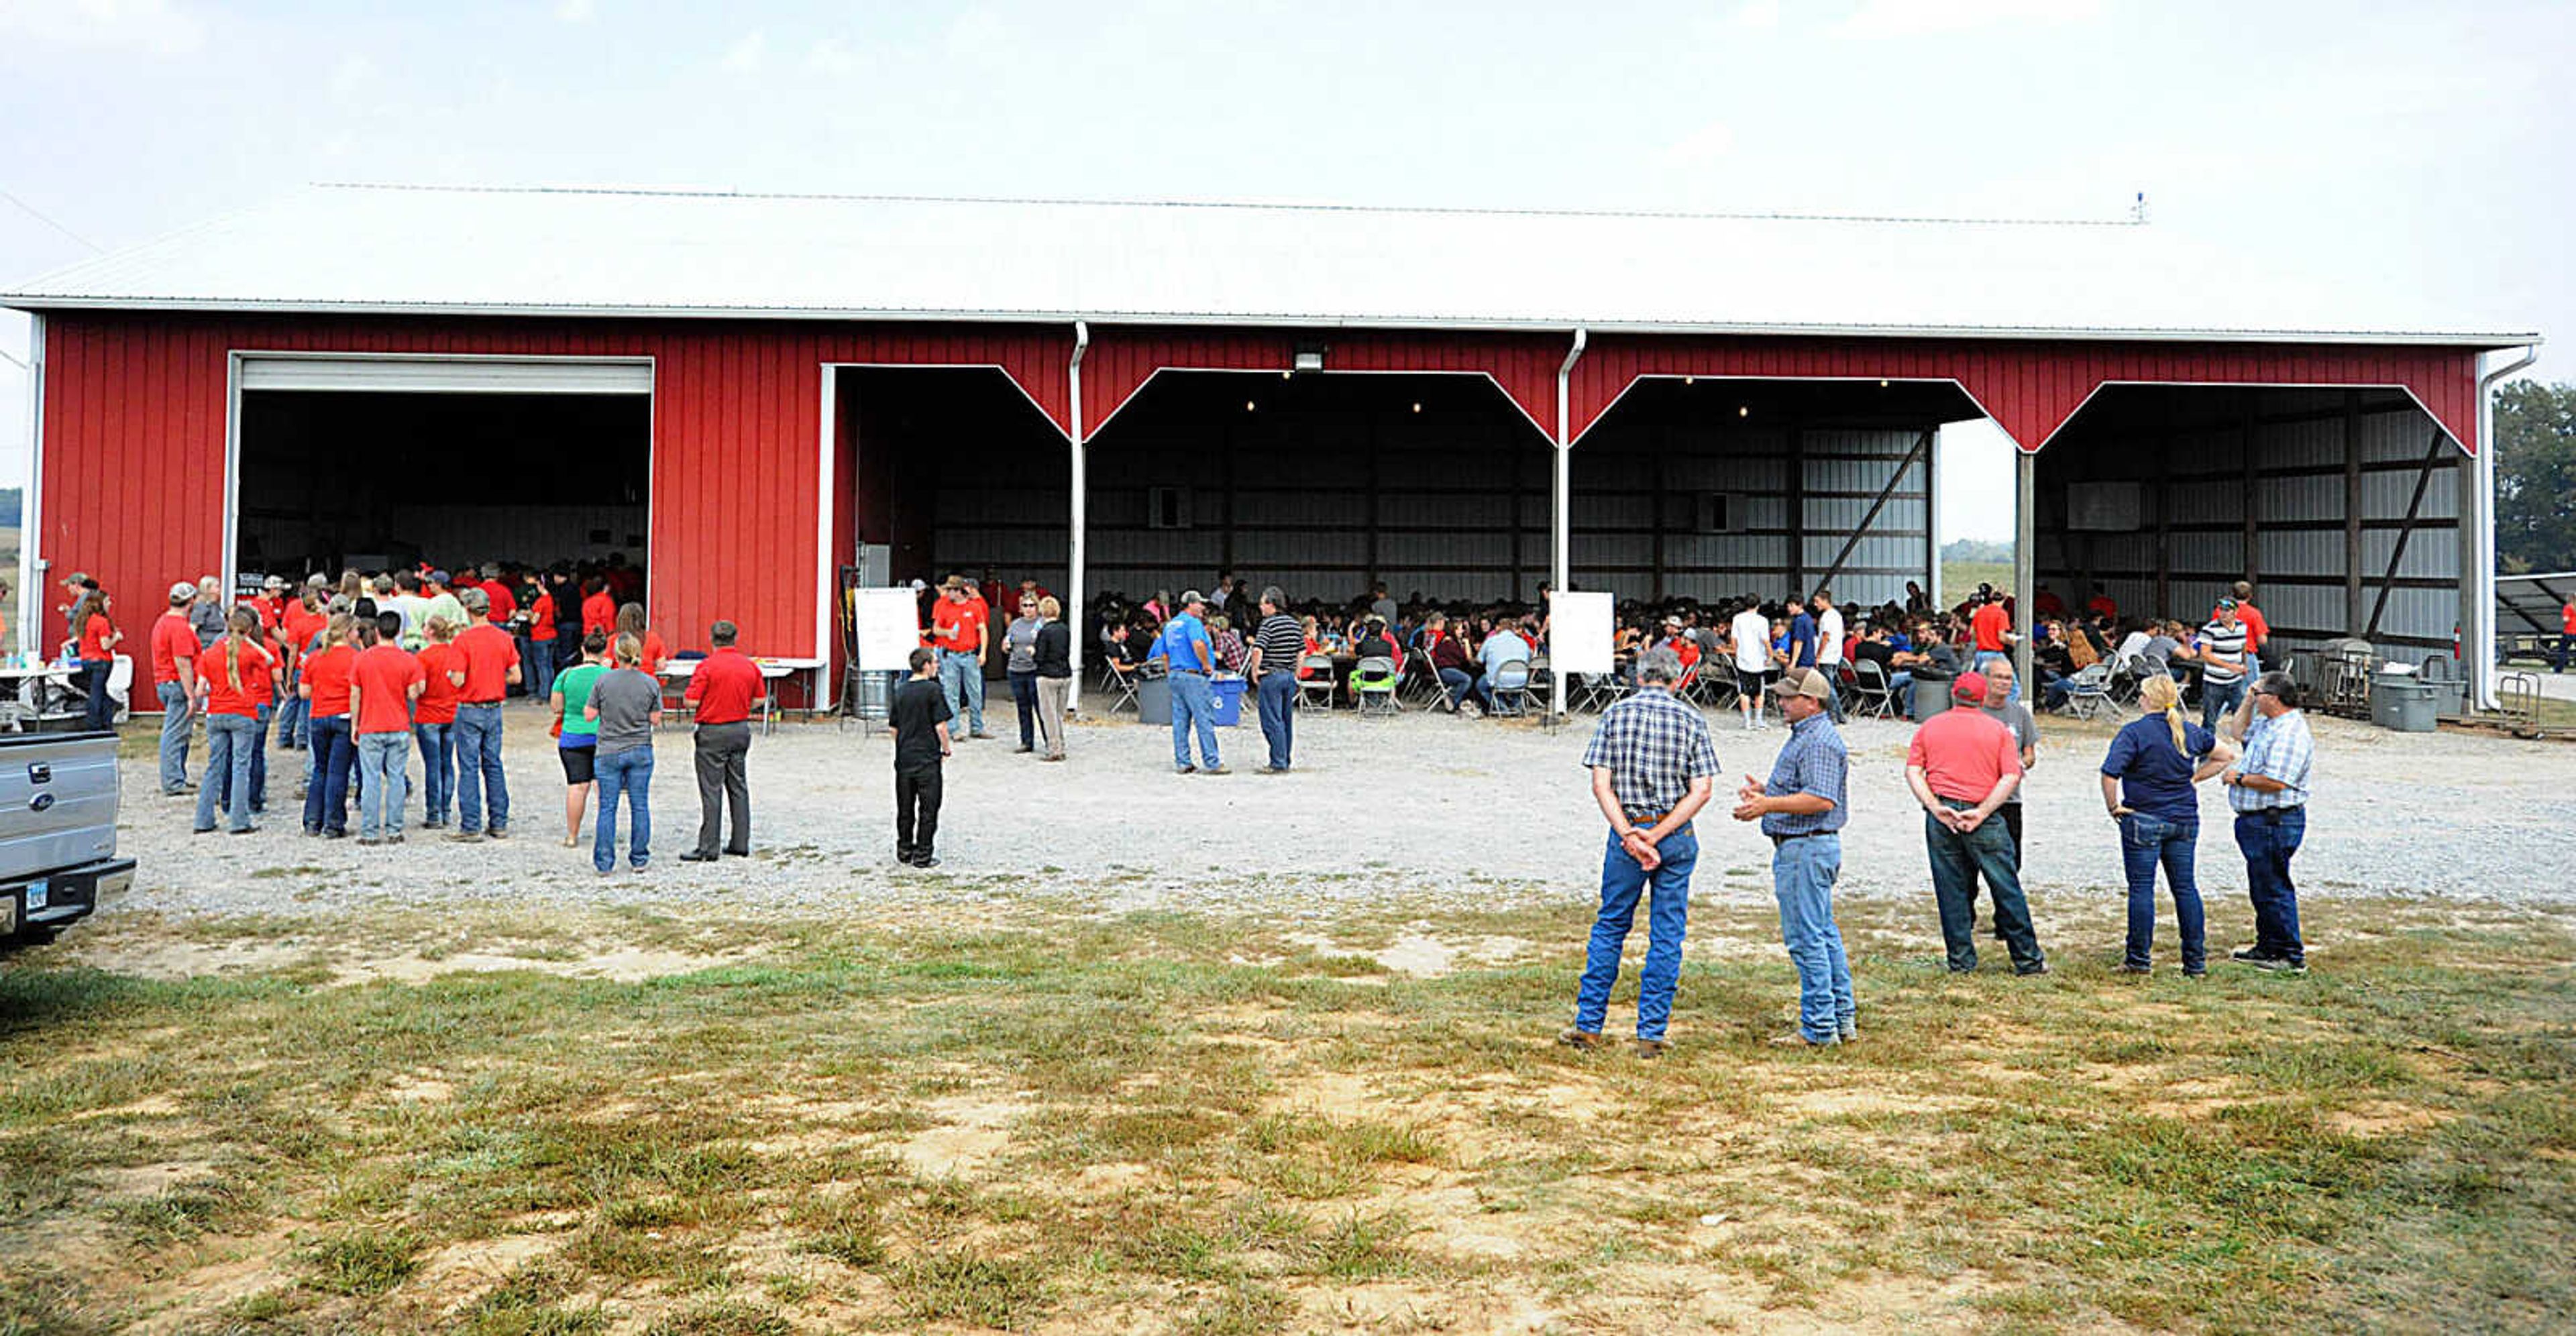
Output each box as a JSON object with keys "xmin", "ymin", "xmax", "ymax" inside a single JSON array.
[{"xmin": 889, "ymin": 647, "xmax": 955, "ymax": 867}]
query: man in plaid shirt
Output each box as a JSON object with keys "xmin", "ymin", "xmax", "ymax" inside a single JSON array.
[
  {"xmin": 2220, "ymin": 670, "xmax": 2315, "ymax": 972},
  {"xmin": 1562, "ymin": 647, "xmax": 1720, "ymax": 1058}
]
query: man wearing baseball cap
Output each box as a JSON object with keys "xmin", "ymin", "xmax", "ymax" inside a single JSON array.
[
  {"xmin": 929, "ymin": 575, "xmax": 993, "ymax": 740},
  {"xmin": 1152, "ymin": 590, "xmax": 1225, "ymax": 774},
  {"xmin": 1904, "ymin": 672, "xmax": 2047, "ymax": 975},
  {"xmin": 150, "ymin": 581, "xmax": 205, "ymax": 794},
  {"xmin": 1735, "ymin": 666, "xmax": 1855, "ymax": 1046}
]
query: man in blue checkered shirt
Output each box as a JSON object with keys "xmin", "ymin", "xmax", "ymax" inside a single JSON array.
[
  {"xmin": 1562, "ymin": 647, "xmax": 1719, "ymax": 1058},
  {"xmin": 1733, "ymin": 667, "xmax": 1855, "ymax": 1046},
  {"xmin": 2220, "ymin": 670, "xmax": 2314, "ymax": 972}
]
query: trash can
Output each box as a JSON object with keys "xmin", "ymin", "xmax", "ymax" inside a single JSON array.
[
  {"xmin": 1208, "ymin": 674, "xmax": 1248, "ymax": 727},
  {"xmin": 1910, "ymin": 673, "xmax": 1955, "ymax": 721},
  {"xmin": 1136, "ymin": 675, "xmax": 1172, "ymax": 726},
  {"xmin": 2369, "ymin": 670, "xmax": 2438, "ymax": 733}
]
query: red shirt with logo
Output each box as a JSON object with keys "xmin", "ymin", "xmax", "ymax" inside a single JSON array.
[
  {"xmin": 415, "ymin": 643, "xmax": 464, "ymax": 725},
  {"xmin": 352, "ymin": 643, "xmax": 426, "ymax": 734},
  {"xmin": 683, "ymin": 647, "xmax": 764, "ymax": 726},
  {"xmin": 149, "ymin": 610, "xmax": 202, "ymax": 686},
  {"xmin": 932, "ymin": 596, "xmax": 989, "ymax": 653},
  {"xmin": 201, "ymin": 640, "xmax": 275, "ymax": 718},
  {"xmin": 454, "ymin": 624, "xmax": 519, "ymax": 702},
  {"xmin": 303, "ymin": 644, "xmax": 356, "ymax": 716}
]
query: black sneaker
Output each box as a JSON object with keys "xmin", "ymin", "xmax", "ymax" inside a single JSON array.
[
  {"xmin": 2118, "ymin": 963, "xmax": 2153, "ymax": 975},
  {"xmin": 2014, "ymin": 962, "xmax": 2050, "ymax": 977},
  {"xmin": 2230, "ymin": 946, "xmax": 2279, "ymax": 964},
  {"xmin": 914, "ymin": 856, "xmax": 941, "ymax": 869},
  {"xmin": 2247, "ymin": 956, "xmax": 2308, "ymax": 975}
]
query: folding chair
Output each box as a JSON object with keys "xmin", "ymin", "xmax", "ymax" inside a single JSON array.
[
  {"xmin": 2059, "ymin": 663, "xmax": 2122, "ymax": 720},
  {"xmin": 1098, "ymin": 658, "xmax": 1145, "ymax": 716},
  {"xmin": 1487, "ymin": 660, "xmax": 1535, "ymax": 717},
  {"xmin": 1297, "ymin": 655, "xmax": 1337, "ymax": 711},
  {"xmin": 1847, "ymin": 659, "xmax": 1897, "ymax": 720},
  {"xmin": 1352, "ymin": 655, "xmax": 1401, "ymax": 716},
  {"xmin": 1569, "ymin": 671, "xmax": 1629, "ymax": 714}
]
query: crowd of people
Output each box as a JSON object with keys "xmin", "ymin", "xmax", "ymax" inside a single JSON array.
[{"xmin": 48, "ymin": 559, "xmax": 764, "ymax": 875}]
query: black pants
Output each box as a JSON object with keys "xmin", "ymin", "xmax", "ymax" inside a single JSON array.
[
  {"xmin": 1968, "ymin": 805, "xmax": 2025, "ymax": 937},
  {"xmin": 1010, "ymin": 670, "xmax": 1039, "ymax": 748},
  {"xmin": 895, "ymin": 765, "xmax": 943, "ymax": 861},
  {"xmin": 692, "ymin": 722, "xmax": 752, "ymax": 856}
]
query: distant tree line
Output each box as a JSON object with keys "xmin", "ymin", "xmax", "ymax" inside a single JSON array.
[
  {"xmin": 1939, "ymin": 538, "xmax": 2013, "ymax": 563},
  {"xmin": 2498, "ymin": 380, "xmax": 2576, "ymax": 574}
]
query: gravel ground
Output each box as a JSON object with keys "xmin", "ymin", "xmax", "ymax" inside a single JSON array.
[{"xmin": 95, "ymin": 697, "xmax": 2576, "ymax": 922}]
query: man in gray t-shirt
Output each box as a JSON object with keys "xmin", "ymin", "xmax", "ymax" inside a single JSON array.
[
  {"xmin": 1972, "ymin": 659, "xmax": 2041, "ymax": 937},
  {"xmin": 583, "ymin": 652, "xmax": 665, "ymax": 873}
]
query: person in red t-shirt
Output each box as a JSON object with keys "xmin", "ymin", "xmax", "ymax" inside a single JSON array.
[
  {"xmin": 299, "ymin": 612, "xmax": 360, "ymax": 838},
  {"xmin": 278, "ymin": 586, "xmax": 329, "ymax": 752},
  {"xmin": 449, "ymin": 586, "xmax": 522, "ymax": 840},
  {"xmin": 2559, "ymin": 598, "xmax": 2576, "ymax": 673},
  {"xmin": 193, "ymin": 606, "xmax": 276, "ymax": 834},
  {"xmin": 616, "ymin": 602, "xmax": 669, "ymax": 675},
  {"xmin": 929, "ymin": 576, "xmax": 991, "ymax": 738},
  {"xmin": 477, "ymin": 564, "xmax": 519, "ymax": 626},
  {"xmin": 526, "ymin": 585, "xmax": 559, "ymax": 702},
  {"xmin": 581, "ymin": 579, "xmax": 618, "ymax": 640},
  {"xmin": 681, "ymin": 619, "xmax": 765, "ymax": 861},
  {"xmin": 2218, "ymin": 581, "xmax": 2270, "ymax": 669},
  {"xmin": 413, "ymin": 617, "xmax": 468, "ymax": 830},
  {"xmin": 350, "ymin": 610, "xmax": 427, "ymax": 844},
  {"xmin": 2086, "ymin": 586, "xmax": 2119, "ymax": 622},
  {"xmin": 1906, "ymin": 673, "xmax": 2046, "ymax": 976},
  {"xmin": 150, "ymin": 582, "xmax": 205, "ymax": 795}
]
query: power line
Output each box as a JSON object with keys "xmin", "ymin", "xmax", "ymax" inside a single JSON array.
[{"xmin": 0, "ymin": 188, "xmax": 103, "ymax": 253}]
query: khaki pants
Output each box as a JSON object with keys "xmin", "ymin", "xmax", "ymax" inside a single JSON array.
[{"xmin": 1034, "ymin": 675, "xmax": 1071, "ymax": 758}]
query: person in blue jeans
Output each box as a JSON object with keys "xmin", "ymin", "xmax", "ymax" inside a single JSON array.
[
  {"xmin": 1154, "ymin": 592, "xmax": 1226, "ymax": 775},
  {"xmin": 2100, "ymin": 675, "xmax": 2236, "ymax": 977},
  {"xmin": 1733, "ymin": 667, "xmax": 1854, "ymax": 1046},
  {"xmin": 1244, "ymin": 588, "xmax": 1304, "ymax": 773},
  {"xmin": 584, "ymin": 637, "xmax": 665, "ymax": 874},
  {"xmin": 297, "ymin": 613, "xmax": 359, "ymax": 839},
  {"xmin": 1907, "ymin": 673, "xmax": 2047, "ymax": 975},
  {"xmin": 1560, "ymin": 649, "xmax": 1720, "ymax": 1058},
  {"xmin": 2220, "ymin": 671, "xmax": 2316, "ymax": 973}
]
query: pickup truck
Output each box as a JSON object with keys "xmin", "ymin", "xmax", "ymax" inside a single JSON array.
[{"xmin": 3, "ymin": 731, "xmax": 134, "ymax": 946}]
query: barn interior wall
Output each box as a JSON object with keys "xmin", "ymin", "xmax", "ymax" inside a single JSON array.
[{"xmin": 2036, "ymin": 390, "xmax": 2462, "ymax": 655}]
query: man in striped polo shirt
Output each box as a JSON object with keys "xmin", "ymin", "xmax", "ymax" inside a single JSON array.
[
  {"xmin": 1244, "ymin": 586, "xmax": 1305, "ymax": 775},
  {"xmin": 2189, "ymin": 599, "xmax": 2251, "ymax": 732},
  {"xmin": 1561, "ymin": 647, "xmax": 1720, "ymax": 1058}
]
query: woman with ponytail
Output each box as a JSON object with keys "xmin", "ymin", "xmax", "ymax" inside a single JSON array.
[
  {"xmin": 2098, "ymin": 673, "xmax": 2236, "ymax": 976},
  {"xmin": 299, "ymin": 612, "xmax": 361, "ymax": 838},
  {"xmin": 195, "ymin": 606, "xmax": 275, "ymax": 835}
]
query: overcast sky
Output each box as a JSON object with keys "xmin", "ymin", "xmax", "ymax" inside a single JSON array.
[{"xmin": 1, "ymin": 0, "xmax": 2566, "ymax": 542}]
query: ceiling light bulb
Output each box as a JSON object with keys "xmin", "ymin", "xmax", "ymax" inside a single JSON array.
[
  {"xmin": 1281, "ymin": 370, "xmax": 1293, "ymax": 380},
  {"xmin": 1880, "ymin": 378, "xmax": 1890, "ymax": 388},
  {"xmin": 1684, "ymin": 376, "xmax": 1695, "ymax": 386},
  {"xmin": 1411, "ymin": 402, "xmax": 1422, "ymax": 413},
  {"xmin": 1245, "ymin": 400, "xmax": 1256, "ymax": 412},
  {"xmin": 1738, "ymin": 406, "xmax": 1750, "ymax": 417}
]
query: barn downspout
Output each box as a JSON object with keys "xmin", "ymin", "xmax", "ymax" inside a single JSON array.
[
  {"xmin": 1552, "ymin": 326, "xmax": 1586, "ymax": 717},
  {"xmin": 1066, "ymin": 319, "xmax": 1091, "ymax": 712},
  {"xmin": 2471, "ymin": 343, "xmax": 2538, "ymax": 709}
]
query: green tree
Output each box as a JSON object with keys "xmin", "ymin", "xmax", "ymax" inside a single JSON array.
[{"xmin": 2496, "ymin": 380, "xmax": 2576, "ymax": 574}]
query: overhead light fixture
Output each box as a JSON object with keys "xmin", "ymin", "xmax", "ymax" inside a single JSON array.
[
  {"xmin": 1245, "ymin": 400, "xmax": 1256, "ymax": 412},
  {"xmin": 1879, "ymin": 378, "xmax": 1890, "ymax": 388},
  {"xmin": 1738, "ymin": 405, "xmax": 1750, "ymax": 417},
  {"xmin": 1281, "ymin": 370, "xmax": 1293, "ymax": 380},
  {"xmin": 1683, "ymin": 376, "xmax": 1695, "ymax": 386},
  {"xmin": 1293, "ymin": 339, "xmax": 1326, "ymax": 374},
  {"xmin": 1411, "ymin": 402, "xmax": 1422, "ymax": 413}
]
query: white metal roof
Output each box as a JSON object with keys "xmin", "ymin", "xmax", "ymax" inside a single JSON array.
[{"xmin": 0, "ymin": 183, "xmax": 2538, "ymax": 346}]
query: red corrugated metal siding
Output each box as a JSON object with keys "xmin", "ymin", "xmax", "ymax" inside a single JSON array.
[
  {"xmin": 34, "ymin": 314, "xmax": 1074, "ymax": 657},
  {"xmin": 1566, "ymin": 335, "xmax": 2483, "ymax": 454},
  {"xmin": 1084, "ymin": 327, "xmax": 1562, "ymax": 441}
]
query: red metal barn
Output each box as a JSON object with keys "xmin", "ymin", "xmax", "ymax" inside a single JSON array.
[{"xmin": 4, "ymin": 186, "xmax": 2538, "ymax": 708}]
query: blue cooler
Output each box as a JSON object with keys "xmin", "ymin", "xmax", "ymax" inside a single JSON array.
[{"xmin": 1209, "ymin": 674, "xmax": 1248, "ymax": 726}]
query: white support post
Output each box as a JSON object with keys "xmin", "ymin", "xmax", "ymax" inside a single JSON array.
[
  {"xmin": 1065, "ymin": 321, "xmax": 1090, "ymax": 713},
  {"xmin": 1924, "ymin": 427, "xmax": 1941, "ymax": 611},
  {"xmin": 15, "ymin": 313, "xmax": 40, "ymax": 659},
  {"xmin": 2014, "ymin": 448, "xmax": 2036, "ymax": 691},
  {"xmin": 1551, "ymin": 327, "xmax": 1585, "ymax": 718}
]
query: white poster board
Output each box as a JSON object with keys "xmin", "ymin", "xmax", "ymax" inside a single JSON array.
[
  {"xmin": 852, "ymin": 587, "xmax": 924, "ymax": 672},
  {"xmin": 1549, "ymin": 591, "xmax": 1616, "ymax": 675}
]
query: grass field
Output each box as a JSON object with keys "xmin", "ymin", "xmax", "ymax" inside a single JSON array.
[
  {"xmin": 5, "ymin": 891, "xmax": 2571, "ymax": 1333},
  {"xmin": 1940, "ymin": 561, "xmax": 2012, "ymax": 606},
  {"xmin": 1, "ymin": 526, "xmax": 18, "ymax": 641}
]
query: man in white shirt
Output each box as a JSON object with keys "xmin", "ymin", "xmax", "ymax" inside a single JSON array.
[
  {"xmin": 1729, "ymin": 600, "xmax": 1773, "ymax": 730},
  {"xmin": 1812, "ymin": 589, "xmax": 1847, "ymax": 724},
  {"xmin": 1471, "ymin": 622, "xmax": 1532, "ymax": 712}
]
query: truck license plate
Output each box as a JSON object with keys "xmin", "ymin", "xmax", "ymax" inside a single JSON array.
[{"xmin": 23, "ymin": 879, "xmax": 46, "ymax": 913}]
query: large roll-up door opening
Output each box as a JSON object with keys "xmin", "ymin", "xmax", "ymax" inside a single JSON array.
[{"xmin": 233, "ymin": 357, "xmax": 652, "ymax": 593}]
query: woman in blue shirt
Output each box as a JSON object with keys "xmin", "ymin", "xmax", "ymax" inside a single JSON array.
[{"xmin": 2098, "ymin": 675, "xmax": 2237, "ymax": 975}]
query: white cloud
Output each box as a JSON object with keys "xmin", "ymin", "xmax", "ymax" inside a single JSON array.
[
  {"xmin": 1664, "ymin": 121, "xmax": 1737, "ymax": 168},
  {"xmin": 555, "ymin": 0, "xmax": 595, "ymax": 21},
  {"xmin": 0, "ymin": 0, "xmax": 209, "ymax": 56},
  {"xmin": 806, "ymin": 36, "xmax": 860, "ymax": 76},
  {"xmin": 944, "ymin": 5, "xmax": 1022, "ymax": 61},
  {"xmin": 718, "ymin": 28, "xmax": 765, "ymax": 73},
  {"xmin": 328, "ymin": 53, "xmax": 381, "ymax": 100},
  {"xmin": 1836, "ymin": 0, "xmax": 2106, "ymax": 40},
  {"xmin": 1735, "ymin": 0, "xmax": 1782, "ymax": 30}
]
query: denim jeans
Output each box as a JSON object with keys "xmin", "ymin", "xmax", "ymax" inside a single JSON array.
[
  {"xmin": 938, "ymin": 650, "xmax": 986, "ymax": 734},
  {"xmin": 157, "ymin": 680, "xmax": 193, "ymax": 791},
  {"xmin": 593, "ymin": 746, "xmax": 654, "ymax": 871},
  {"xmin": 1773, "ymin": 834, "xmax": 1855, "ymax": 1043},
  {"xmin": 81, "ymin": 659, "xmax": 115, "ymax": 731},
  {"xmin": 195, "ymin": 713, "xmax": 260, "ymax": 832},
  {"xmin": 527, "ymin": 639, "xmax": 559, "ymax": 704},
  {"xmin": 414, "ymin": 722, "xmax": 455, "ymax": 826},
  {"xmin": 356, "ymin": 730, "xmax": 410, "ymax": 839},
  {"xmin": 1169, "ymin": 671, "xmax": 1220, "ymax": 768},
  {"xmin": 302, "ymin": 715, "xmax": 354, "ymax": 835},
  {"xmin": 2200, "ymin": 677, "xmax": 2247, "ymax": 733},
  {"xmin": 278, "ymin": 673, "xmax": 308, "ymax": 748},
  {"xmin": 453, "ymin": 703, "xmax": 509, "ymax": 834},
  {"xmin": 1574, "ymin": 825, "xmax": 1699, "ymax": 1041},
  {"xmin": 248, "ymin": 701, "xmax": 270, "ymax": 811},
  {"xmin": 1009, "ymin": 669, "xmax": 1039, "ymax": 748},
  {"xmin": 1925, "ymin": 803, "xmax": 2045, "ymax": 972},
  {"xmin": 2233, "ymin": 808, "xmax": 2306, "ymax": 964},
  {"xmin": 1890, "ymin": 669, "xmax": 1915, "ymax": 717},
  {"xmin": 1255, "ymin": 671, "xmax": 1297, "ymax": 770},
  {"xmin": 2120, "ymin": 812, "xmax": 2206, "ymax": 972},
  {"xmin": 1438, "ymin": 667, "xmax": 1474, "ymax": 708}
]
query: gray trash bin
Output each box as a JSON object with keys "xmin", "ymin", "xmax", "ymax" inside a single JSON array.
[
  {"xmin": 1910, "ymin": 673, "xmax": 1955, "ymax": 721},
  {"xmin": 1135, "ymin": 675, "xmax": 1172, "ymax": 726},
  {"xmin": 2369, "ymin": 671, "xmax": 2438, "ymax": 732}
]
